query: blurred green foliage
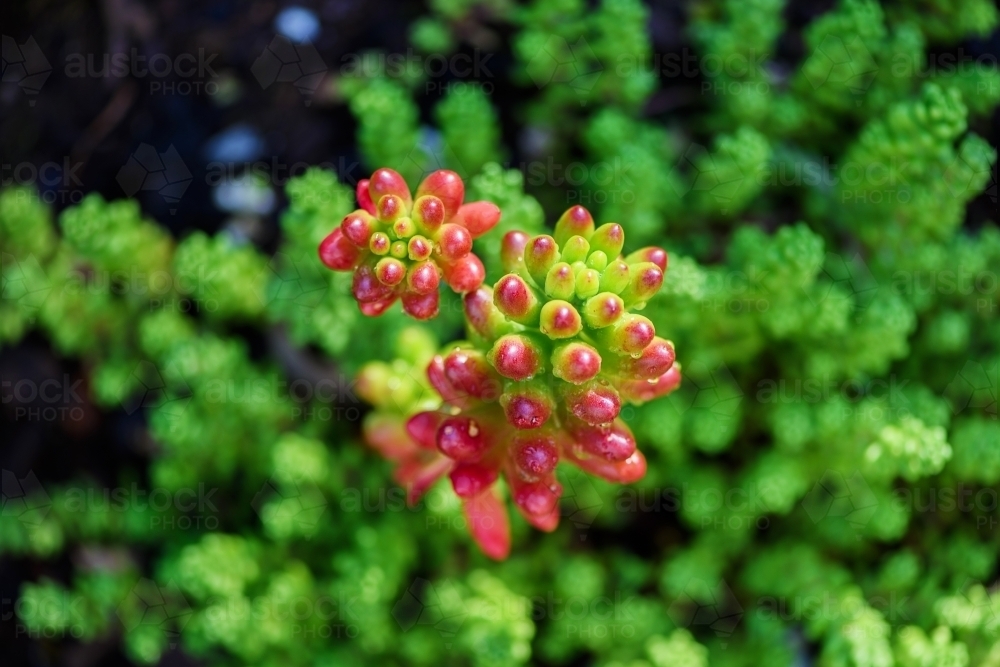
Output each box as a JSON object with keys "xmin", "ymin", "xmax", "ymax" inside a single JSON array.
[{"xmin": 1, "ymin": 0, "xmax": 998, "ymax": 665}]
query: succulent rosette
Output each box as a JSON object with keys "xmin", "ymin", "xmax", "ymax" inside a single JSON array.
[
  {"xmin": 358, "ymin": 205, "xmax": 682, "ymax": 560},
  {"xmin": 318, "ymin": 168, "xmax": 501, "ymax": 319}
]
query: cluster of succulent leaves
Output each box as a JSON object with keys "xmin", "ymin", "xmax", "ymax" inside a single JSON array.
[
  {"xmin": 2, "ymin": 0, "xmax": 999, "ymax": 665},
  {"xmin": 340, "ymin": 190, "xmax": 680, "ymax": 559}
]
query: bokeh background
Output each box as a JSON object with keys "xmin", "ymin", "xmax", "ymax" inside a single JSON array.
[{"xmin": 2, "ymin": 1, "xmax": 999, "ymax": 666}]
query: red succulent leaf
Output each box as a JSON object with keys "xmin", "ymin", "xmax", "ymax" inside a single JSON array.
[
  {"xmin": 368, "ymin": 168, "xmax": 412, "ymax": 208},
  {"xmin": 488, "ymin": 335, "xmax": 542, "ymax": 381},
  {"xmin": 462, "ymin": 487, "xmax": 511, "ymax": 560},
  {"xmin": 619, "ymin": 364, "xmax": 682, "ymax": 403},
  {"xmin": 426, "ymin": 356, "xmax": 476, "ymax": 410},
  {"xmin": 407, "ymin": 261, "xmax": 440, "ymax": 294},
  {"xmin": 442, "ymin": 254, "xmax": 486, "ymax": 293},
  {"xmin": 406, "ymin": 411, "xmax": 446, "ymax": 449},
  {"xmin": 359, "ymin": 296, "xmax": 397, "ymax": 316},
  {"xmin": 565, "ymin": 382, "xmax": 622, "ymax": 425},
  {"xmin": 356, "ymin": 179, "xmax": 376, "ymax": 215},
  {"xmin": 363, "ymin": 413, "xmax": 418, "ymax": 461},
  {"xmin": 437, "ymin": 416, "xmax": 490, "ymax": 461},
  {"xmin": 512, "ymin": 433, "xmax": 560, "ymax": 478},
  {"xmin": 443, "ymin": 348, "xmax": 502, "ymax": 402},
  {"xmin": 500, "ymin": 391, "xmax": 553, "ymax": 430},
  {"xmin": 454, "ymin": 201, "xmax": 502, "ymax": 239},
  {"xmin": 395, "ymin": 455, "xmax": 453, "ymax": 505},
  {"xmin": 500, "ymin": 231, "xmax": 530, "ymax": 273},
  {"xmin": 437, "ymin": 223, "xmax": 473, "ymax": 262},
  {"xmin": 319, "ymin": 228, "xmax": 361, "ymax": 271},
  {"xmin": 342, "ymin": 210, "xmax": 375, "ymax": 247},
  {"xmin": 625, "ymin": 246, "xmax": 668, "ymax": 271},
  {"xmin": 567, "ymin": 417, "xmax": 637, "ymax": 461},
  {"xmin": 416, "ymin": 170, "xmax": 464, "ymax": 220},
  {"xmin": 551, "ymin": 342, "xmax": 603, "ymax": 384},
  {"xmin": 401, "ymin": 290, "xmax": 440, "ymax": 320},
  {"xmin": 450, "ymin": 463, "xmax": 499, "ymax": 499},
  {"xmin": 567, "ymin": 448, "xmax": 647, "ymax": 484}
]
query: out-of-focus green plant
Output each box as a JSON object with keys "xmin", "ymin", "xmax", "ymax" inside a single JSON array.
[{"xmin": 2, "ymin": 1, "xmax": 998, "ymax": 666}]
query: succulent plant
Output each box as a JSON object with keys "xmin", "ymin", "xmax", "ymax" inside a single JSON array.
[
  {"xmin": 318, "ymin": 168, "xmax": 501, "ymax": 319},
  {"xmin": 355, "ymin": 204, "xmax": 681, "ymax": 559}
]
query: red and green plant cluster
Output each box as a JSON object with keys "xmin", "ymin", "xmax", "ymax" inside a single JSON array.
[{"xmin": 320, "ymin": 168, "xmax": 681, "ymax": 558}]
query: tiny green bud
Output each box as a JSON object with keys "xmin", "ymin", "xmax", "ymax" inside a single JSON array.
[
  {"xmin": 600, "ymin": 259, "xmax": 630, "ymax": 294},
  {"xmin": 545, "ymin": 262, "xmax": 576, "ymax": 300},
  {"xmin": 589, "ymin": 223, "xmax": 625, "ymax": 258},
  {"xmin": 586, "ymin": 251, "xmax": 608, "ymax": 271},
  {"xmin": 524, "ymin": 235, "xmax": 560, "ymax": 286},
  {"xmin": 561, "ymin": 236, "xmax": 590, "ymax": 264},
  {"xmin": 575, "ymin": 268, "xmax": 601, "ymax": 300}
]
